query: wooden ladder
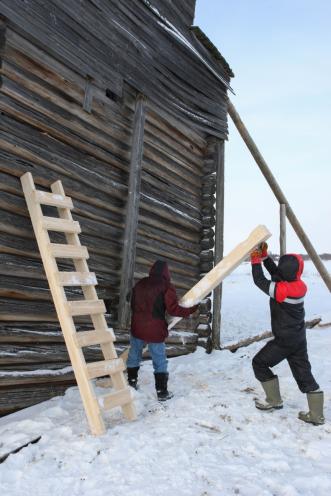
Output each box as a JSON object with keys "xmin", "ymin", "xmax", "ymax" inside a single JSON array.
[{"xmin": 21, "ymin": 172, "xmax": 136, "ymax": 436}]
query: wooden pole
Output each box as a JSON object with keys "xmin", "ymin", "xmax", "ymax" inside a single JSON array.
[
  {"xmin": 118, "ymin": 94, "xmax": 146, "ymax": 329},
  {"xmin": 228, "ymin": 100, "xmax": 331, "ymax": 292},
  {"xmin": 212, "ymin": 140, "xmax": 225, "ymax": 350},
  {"xmin": 279, "ymin": 204, "xmax": 286, "ymax": 257}
]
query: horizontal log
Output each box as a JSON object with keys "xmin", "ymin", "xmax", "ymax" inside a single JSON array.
[
  {"xmin": 3, "ymin": 43, "xmax": 213, "ymax": 198},
  {"xmin": 200, "ymin": 261, "xmax": 214, "ymax": 273},
  {"xmin": 198, "ymin": 299, "xmax": 212, "ymax": 313},
  {"xmin": 202, "ymin": 185, "xmax": 216, "ymax": 197},
  {"xmin": 202, "ymin": 205, "xmax": 216, "ymax": 217},
  {"xmin": 0, "ymin": 151, "xmax": 126, "ymax": 216},
  {"xmin": 198, "ymin": 313, "xmax": 212, "ymax": 325},
  {"xmin": 5, "ymin": 28, "xmax": 125, "ymax": 109},
  {"xmin": 0, "ymin": 385, "xmax": 72, "ymax": 416},
  {"xmin": 0, "ymin": 343, "xmax": 102, "ymax": 365},
  {"xmin": 201, "ymin": 216, "xmax": 216, "ymax": 228},
  {"xmin": 0, "ymin": 368, "xmax": 75, "ymax": 387},
  {"xmin": 0, "ymin": 66, "xmax": 132, "ymax": 162},
  {"xmin": 8, "ymin": 31, "xmax": 208, "ymax": 176},
  {"xmin": 0, "ymin": 101, "xmax": 130, "ymax": 184},
  {"xmin": 200, "ymin": 250, "xmax": 214, "ymax": 262},
  {"xmin": 201, "ymin": 238, "xmax": 215, "ymax": 250},
  {"xmin": 196, "ymin": 325, "xmax": 212, "ymax": 338},
  {"xmin": 201, "ymin": 196, "xmax": 216, "ymax": 208}
]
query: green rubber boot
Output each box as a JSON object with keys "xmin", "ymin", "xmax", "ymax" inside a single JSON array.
[
  {"xmin": 255, "ymin": 376, "xmax": 283, "ymax": 411},
  {"xmin": 298, "ymin": 391, "xmax": 325, "ymax": 425}
]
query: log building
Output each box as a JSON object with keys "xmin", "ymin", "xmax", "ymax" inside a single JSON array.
[{"xmin": 0, "ymin": 0, "xmax": 233, "ymax": 415}]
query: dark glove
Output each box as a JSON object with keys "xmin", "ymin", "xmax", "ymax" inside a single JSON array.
[
  {"xmin": 260, "ymin": 242, "xmax": 268, "ymax": 260},
  {"xmin": 250, "ymin": 248, "xmax": 262, "ymax": 265}
]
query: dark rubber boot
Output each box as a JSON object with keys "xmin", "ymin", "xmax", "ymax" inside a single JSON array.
[
  {"xmin": 255, "ymin": 376, "xmax": 283, "ymax": 411},
  {"xmin": 299, "ymin": 391, "xmax": 325, "ymax": 425},
  {"xmin": 127, "ymin": 367, "xmax": 139, "ymax": 390},
  {"xmin": 154, "ymin": 372, "xmax": 173, "ymax": 401}
]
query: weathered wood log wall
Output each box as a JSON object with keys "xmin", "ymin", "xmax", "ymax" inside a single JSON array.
[{"xmin": 0, "ymin": 0, "xmax": 232, "ymax": 414}]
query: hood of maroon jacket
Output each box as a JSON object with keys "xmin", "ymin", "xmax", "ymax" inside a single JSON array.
[{"xmin": 149, "ymin": 260, "xmax": 171, "ymax": 282}]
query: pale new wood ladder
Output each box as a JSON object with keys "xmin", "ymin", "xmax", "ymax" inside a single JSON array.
[{"xmin": 21, "ymin": 172, "xmax": 136, "ymax": 435}]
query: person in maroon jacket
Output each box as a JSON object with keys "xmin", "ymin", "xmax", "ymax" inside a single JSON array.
[
  {"xmin": 250, "ymin": 243, "xmax": 324, "ymax": 425},
  {"xmin": 127, "ymin": 260, "xmax": 197, "ymax": 401}
]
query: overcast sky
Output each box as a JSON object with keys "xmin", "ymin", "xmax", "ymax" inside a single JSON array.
[{"xmin": 195, "ymin": 0, "xmax": 331, "ymax": 255}]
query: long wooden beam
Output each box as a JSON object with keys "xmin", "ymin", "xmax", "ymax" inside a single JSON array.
[
  {"xmin": 167, "ymin": 225, "xmax": 271, "ymax": 330},
  {"xmin": 118, "ymin": 94, "xmax": 146, "ymax": 329},
  {"xmin": 228, "ymin": 100, "xmax": 331, "ymax": 292}
]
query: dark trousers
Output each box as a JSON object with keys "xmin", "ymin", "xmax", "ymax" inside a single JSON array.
[{"xmin": 252, "ymin": 337, "xmax": 319, "ymax": 393}]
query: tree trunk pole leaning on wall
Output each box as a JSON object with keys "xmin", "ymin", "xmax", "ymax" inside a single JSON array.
[
  {"xmin": 279, "ymin": 204, "xmax": 286, "ymax": 257},
  {"xmin": 118, "ymin": 94, "xmax": 146, "ymax": 329},
  {"xmin": 228, "ymin": 99, "xmax": 331, "ymax": 292},
  {"xmin": 212, "ymin": 140, "xmax": 225, "ymax": 350}
]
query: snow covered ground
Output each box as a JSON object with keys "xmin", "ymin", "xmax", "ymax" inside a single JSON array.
[{"xmin": 0, "ymin": 261, "xmax": 330, "ymax": 496}]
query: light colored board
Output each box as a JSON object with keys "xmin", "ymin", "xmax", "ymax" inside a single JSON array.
[
  {"xmin": 119, "ymin": 347, "xmax": 130, "ymax": 364},
  {"xmin": 41, "ymin": 217, "xmax": 81, "ymax": 234},
  {"xmin": 48, "ymin": 243, "xmax": 89, "ymax": 259},
  {"xmin": 33, "ymin": 189, "xmax": 73, "ymax": 209},
  {"xmin": 167, "ymin": 225, "xmax": 271, "ymax": 330},
  {"xmin": 66, "ymin": 299, "xmax": 106, "ymax": 317},
  {"xmin": 98, "ymin": 388, "xmax": 133, "ymax": 410},
  {"xmin": 57, "ymin": 271, "xmax": 98, "ymax": 287},
  {"xmin": 76, "ymin": 329, "xmax": 115, "ymax": 347},
  {"xmin": 87, "ymin": 359, "xmax": 125, "ymax": 379},
  {"xmin": 21, "ymin": 172, "xmax": 136, "ymax": 435}
]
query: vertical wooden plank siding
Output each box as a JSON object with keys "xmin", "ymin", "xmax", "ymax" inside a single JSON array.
[
  {"xmin": 118, "ymin": 94, "xmax": 146, "ymax": 329},
  {"xmin": 212, "ymin": 140, "xmax": 225, "ymax": 349}
]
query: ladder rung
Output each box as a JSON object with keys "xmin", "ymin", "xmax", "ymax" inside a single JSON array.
[
  {"xmin": 87, "ymin": 358, "xmax": 124, "ymax": 379},
  {"xmin": 33, "ymin": 190, "xmax": 73, "ymax": 209},
  {"xmin": 57, "ymin": 271, "xmax": 97, "ymax": 286},
  {"xmin": 49, "ymin": 243, "xmax": 89, "ymax": 259},
  {"xmin": 67, "ymin": 299, "xmax": 106, "ymax": 317},
  {"xmin": 98, "ymin": 388, "xmax": 133, "ymax": 410},
  {"xmin": 42, "ymin": 217, "xmax": 81, "ymax": 234},
  {"xmin": 76, "ymin": 328, "xmax": 115, "ymax": 347}
]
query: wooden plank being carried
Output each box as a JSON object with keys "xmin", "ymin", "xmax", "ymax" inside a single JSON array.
[
  {"xmin": 21, "ymin": 172, "xmax": 136, "ymax": 436},
  {"xmin": 167, "ymin": 225, "xmax": 271, "ymax": 330}
]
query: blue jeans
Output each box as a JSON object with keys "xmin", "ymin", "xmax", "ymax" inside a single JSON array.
[{"xmin": 127, "ymin": 336, "xmax": 168, "ymax": 373}]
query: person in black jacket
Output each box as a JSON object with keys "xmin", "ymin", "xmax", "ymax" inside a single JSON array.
[
  {"xmin": 250, "ymin": 243, "xmax": 324, "ymax": 425},
  {"xmin": 127, "ymin": 260, "xmax": 197, "ymax": 401}
]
